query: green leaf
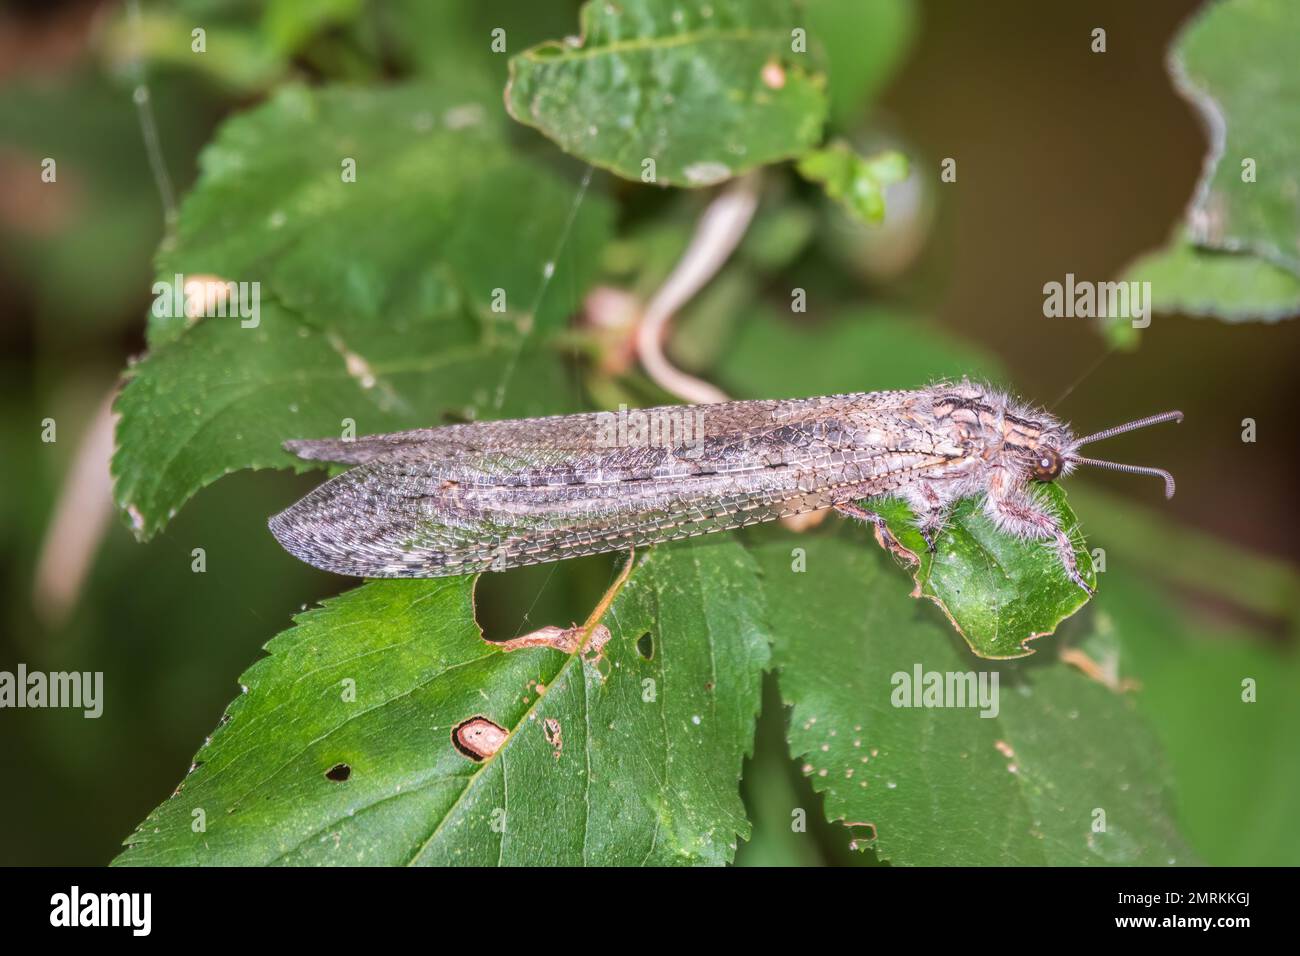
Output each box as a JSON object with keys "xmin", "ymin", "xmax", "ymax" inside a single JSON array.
[
  {"xmin": 1105, "ymin": 0, "xmax": 1300, "ymax": 338},
  {"xmin": 112, "ymin": 83, "xmax": 612, "ymax": 539},
  {"xmin": 1175, "ymin": 0, "xmax": 1300, "ymax": 275},
  {"xmin": 103, "ymin": 0, "xmax": 561, "ymax": 93},
  {"xmin": 1057, "ymin": 484, "xmax": 1300, "ymax": 865},
  {"xmin": 145, "ymin": 83, "xmax": 605, "ymax": 348},
  {"xmin": 1082, "ymin": 574, "xmax": 1300, "ymax": 866},
  {"xmin": 379, "ymin": 1, "xmax": 588, "ymax": 91},
  {"xmin": 753, "ymin": 532, "xmax": 1194, "ymax": 865},
  {"xmin": 506, "ymin": 0, "xmax": 828, "ymax": 186},
  {"xmin": 113, "ymin": 305, "xmax": 578, "ymax": 540},
  {"xmin": 871, "ymin": 487, "xmax": 1095, "ymax": 660},
  {"xmin": 100, "ymin": 3, "xmax": 288, "ymax": 95},
  {"xmin": 1120, "ymin": 239, "xmax": 1300, "ymax": 323},
  {"xmin": 115, "ymin": 539, "xmax": 769, "ymax": 866},
  {"xmin": 715, "ymin": 307, "xmax": 1006, "ymax": 399},
  {"xmin": 796, "ymin": 143, "xmax": 907, "ymax": 224},
  {"xmin": 261, "ymin": 0, "xmax": 364, "ymax": 55}
]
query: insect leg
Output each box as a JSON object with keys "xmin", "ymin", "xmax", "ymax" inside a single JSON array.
[
  {"xmin": 834, "ymin": 502, "xmax": 919, "ymax": 567},
  {"xmin": 905, "ymin": 485, "xmax": 948, "ymax": 553},
  {"xmin": 916, "ymin": 510, "xmax": 947, "ymax": 553},
  {"xmin": 986, "ymin": 493, "xmax": 1094, "ymax": 596}
]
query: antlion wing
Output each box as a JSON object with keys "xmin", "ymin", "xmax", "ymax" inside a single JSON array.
[
  {"xmin": 269, "ymin": 392, "xmax": 930, "ymax": 577},
  {"xmin": 282, "ymin": 393, "xmax": 896, "ymax": 465}
]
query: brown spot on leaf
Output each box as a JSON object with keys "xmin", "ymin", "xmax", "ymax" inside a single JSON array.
[
  {"xmin": 761, "ymin": 59, "xmax": 787, "ymax": 89},
  {"xmin": 495, "ymin": 623, "xmax": 612, "ymax": 663},
  {"xmin": 543, "ymin": 717, "xmax": 562, "ymax": 759},
  {"xmin": 452, "ymin": 716, "xmax": 508, "ymax": 762}
]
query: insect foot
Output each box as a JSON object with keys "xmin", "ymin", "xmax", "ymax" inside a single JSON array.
[
  {"xmin": 986, "ymin": 491, "xmax": 1092, "ymax": 595},
  {"xmin": 834, "ymin": 503, "xmax": 919, "ymax": 568},
  {"xmin": 1058, "ymin": 536, "xmax": 1095, "ymax": 597}
]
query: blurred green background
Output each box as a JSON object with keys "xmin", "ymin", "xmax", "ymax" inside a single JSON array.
[{"xmin": 2, "ymin": 0, "xmax": 1297, "ymax": 866}]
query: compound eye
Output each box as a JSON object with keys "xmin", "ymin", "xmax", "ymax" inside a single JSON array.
[{"xmin": 1031, "ymin": 448, "xmax": 1063, "ymax": 482}]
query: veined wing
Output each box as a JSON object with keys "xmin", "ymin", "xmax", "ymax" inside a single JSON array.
[
  {"xmin": 280, "ymin": 391, "xmax": 914, "ymax": 469},
  {"xmin": 269, "ymin": 391, "xmax": 945, "ymax": 578}
]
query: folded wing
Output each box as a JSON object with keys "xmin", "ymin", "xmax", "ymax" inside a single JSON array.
[{"xmin": 270, "ymin": 393, "xmax": 928, "ymax": 577}]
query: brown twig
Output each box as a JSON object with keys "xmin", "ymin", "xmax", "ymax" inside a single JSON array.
[{"xmin": 634, "ymin": 172, "xmax": 761, "ymax": 404}]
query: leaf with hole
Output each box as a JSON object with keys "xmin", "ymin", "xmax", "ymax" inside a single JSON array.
[{"xmin": 113, "ymin": 539, "xmax": 768, "ymax": 866}]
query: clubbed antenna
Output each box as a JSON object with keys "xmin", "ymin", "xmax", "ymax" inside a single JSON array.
[{"xmin": 1066, "ymin": 410, "xmax": 1182, "ymax": 499}]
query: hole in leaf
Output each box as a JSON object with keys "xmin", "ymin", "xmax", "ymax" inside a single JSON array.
[
  {"xmin": 325, "ymin": 763, "xmax": 351, "ymax": 782},
  {"xmin": 452, "ymin": 716, "xmax": 508, "ymax": 762},
  {"xmin": 543, "ymin": 717, "xmax": 563, "ymax": 758},
  {"xmin": 473, "ymin": 554, "xmax": 615, "ymax": 644},
  {"xmin": 636, "ymin": 631, "xmax": 654, "ymax": 660}
]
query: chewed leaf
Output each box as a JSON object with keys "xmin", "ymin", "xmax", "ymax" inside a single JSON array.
[
  {"xmin": 505, "ymin": 0, "xmax": 828, "ymax": 186},
  {"xmin": 870, "ymin": 485, "xmax": 1095, "ymax": 659},
  {"xmin": 112, "ymin": 539, "xmax": 767, "ymax": 866}
]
